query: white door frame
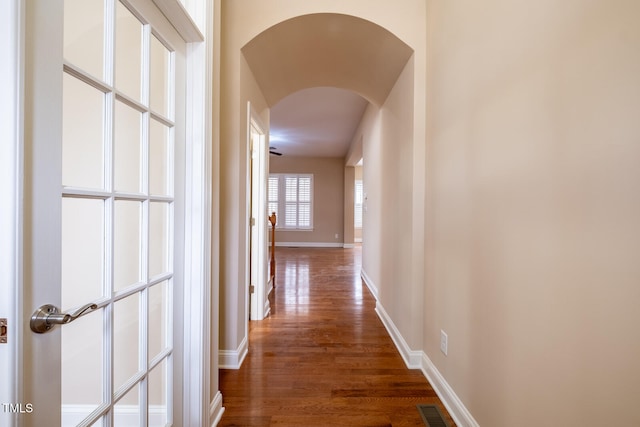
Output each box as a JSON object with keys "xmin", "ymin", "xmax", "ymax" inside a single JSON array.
[
  {"xmin": 0, "ymin": 1, "xmax": 24, "ymax": 426},
  {"xmin": 246, "ymin": 102, "xmax": 270, "ymax": 322},
  {"xmin": 181, "ymin": 22, "xmax": 214, "ymax": 427},
  {"xmin": 0, "ymin": 0, "xmax": 216, "ymax": 425}
]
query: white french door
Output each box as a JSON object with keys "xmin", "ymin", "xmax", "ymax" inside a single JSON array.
[{"xmin": 23, "ymin": 0, "xmax": 186, "ymax": 425}]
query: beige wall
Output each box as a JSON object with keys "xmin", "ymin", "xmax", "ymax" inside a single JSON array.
[
  {"xmin": 270, "ymin": 156, "xmax": 345, "ymax": 245},
  {"xmin": 357, "ymin": 55, "xmax": 423, "ymax": 348},
  {"xmin": 220, "ymin": 1, "xmax": 640, "ymax": 425},
  {"xmin": 424, "ymin": 0, "xmax": 640, "ymax": 425},
  {"xmin": 219, "ymin": 5, "xmax": 270, "ymax": 351},
  {"xmin": 216, "ymin": 0, "xmax": 640, "ymax": 425},
  {"xmin": 219, "ymin": 0, "xmax": 427, "ymax": 359}
]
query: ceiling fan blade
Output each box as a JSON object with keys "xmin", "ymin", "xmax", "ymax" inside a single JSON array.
[{"xmin": 269, "ymin": 150, "xmax": 282, "ymax": 156}]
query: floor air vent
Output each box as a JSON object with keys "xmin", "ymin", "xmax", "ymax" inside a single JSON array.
[{"xmin": 417, "ymin": 404, "xmax": 450, "ymax": 427}]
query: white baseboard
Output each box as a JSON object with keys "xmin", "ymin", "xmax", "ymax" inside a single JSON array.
[
  {"xmin": 62, "ymin": 395, "xmax": 226, "ymax": 426},
  {"xmin": 275, "ymin": 242, "xmax": 343, "ymax": 248},
  {"xmin": 375, "ymin": 300, "xmax": 479, "ymax": 427},
  {"xmin": 343, "ymin": 243, "xmax": 355, "ymax": 248},
  {"xmin": 420, "ymin": 353, "xmax": 480, "ymax": 427},
  {"xmin": 219, "ymin": 336, "xmax": 248, "ymax": 369},
  {"xmin": 62, "ymin": 404, "xmax": 167, "ymax": 427},
  {"xmin": 374, "ymin": 302, "xmax": 422, "ymax": 368},
  {"xmin": 360, "ymin": 268, "xmax": 379, "ymax": 300},
  {"xmin": 209, "ymin": 391, "xmax": 225, "ymax": 427},
  {"xmin": 354, "ymin": 237, "xmax": 362, "ymax": 243},
  {"xmin": 263, "ymin": 298, "xmax": 271, "ymax": 319}
]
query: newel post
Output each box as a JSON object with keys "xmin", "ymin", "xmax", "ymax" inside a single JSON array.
[{"xmin": 268, "ymin": 212, "xmax": 276, "ymax": 285}]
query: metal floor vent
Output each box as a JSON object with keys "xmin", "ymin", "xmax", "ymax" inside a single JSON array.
[{"xmin": 417, "ymin": 404, "xmax": 450, "ymax": 427}]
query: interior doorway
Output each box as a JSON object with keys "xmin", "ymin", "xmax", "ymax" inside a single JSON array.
[{"xmin": 247, "ymin": 104, "xmax": 270, "ymax": 321}]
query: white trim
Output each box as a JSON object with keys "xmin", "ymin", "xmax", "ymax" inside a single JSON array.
[
  {"xmin": 0, "ymin": 1, "xmax": 23, "ymax": 426},
  {"xmin": 374, "ymin": 302, "xmax": 422, "ymax": 368},
  {"xmin": 62, "ymin": 404, "xmax": 169, "ymax": 427},
  {"xmin": 275, "ymin": 242, "xmax": 344, "ymax": 248},
  {"xmin": 360, "ymin": 268, "xmax": 379, "ymax": 300},
  {"xmin": 209, "ymin": 391, "xmax": 225, "ymax": 427},
  {"xmin": 354, "ymin": 237, "xmax": 363, "ymax": 243},
  {"xmin": 420, "ymin": 353, "xmax": 480, "ymax": 427},
  {"xmin": 218, "ymin": 336, "xmax": 248, "ymax": 369},
  {"xmin": 343, "ymin": 243, "xmax": 355, "ymax": 249},
  {"xmin": 263, "ymin": 298, "xmax": 271, "ymax": 319},
  {"xmin": 374, "ymin": 301, "xmax": 479, "ymax": 427},
  {"xmin": 180, "ymin": 1, "xmax": 212, "ymax": 424},
  {"xmin": 247, "ymin": 104, "xmax": 270, "ymax": 322},
  {"xmin": 182, "ymin": 46, "xmax": 211, "ymax": 427},
  {"xmin": 151, "ymin": 0, "xmax": 204, "ymax": 42},
  {"xmin": 209, "ymin": 0, "xmax": 222, "ymax": 418}
]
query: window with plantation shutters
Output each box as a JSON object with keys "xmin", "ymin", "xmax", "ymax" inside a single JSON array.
[
  {"xmin": 268, "ymin": 175, "xmax": 279, "ymax": 225},
  {"xmin": 268, "ymin": 173, "xmax": 313, "ymax": 230},
  {"xmin": 354, "ymin": 180, "xmax": 363, "ymax": 228}
]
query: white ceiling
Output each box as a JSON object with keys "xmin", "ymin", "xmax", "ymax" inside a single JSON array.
[{"xmin": 269, "ymin": 87, "xmax": 369, "ymax": 158}]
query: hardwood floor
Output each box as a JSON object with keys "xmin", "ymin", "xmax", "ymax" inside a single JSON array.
[{"xmin": 219, "ymin": 247, "xmax": 456, "ymax": 427}]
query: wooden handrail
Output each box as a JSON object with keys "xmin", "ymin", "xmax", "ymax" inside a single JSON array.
[{"xmin": 268, "ymin": 212, "xmax": 277, "ymax": 286}]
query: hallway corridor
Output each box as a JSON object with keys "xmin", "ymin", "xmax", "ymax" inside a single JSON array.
[{"xmin": 219, "ymin": 247, "xmax": 456, "ymax": 426}]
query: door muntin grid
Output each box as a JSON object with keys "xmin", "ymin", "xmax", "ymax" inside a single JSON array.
[{"xmin": 61, "ymin": 0, "xmax": 177, "ymax": 425}]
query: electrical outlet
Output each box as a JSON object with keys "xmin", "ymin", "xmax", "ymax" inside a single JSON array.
[
  {"xmin": 335, "ymin": 233, "xmax": 339, "ymax": 239},
  {"xmin": 440, "ymin": 330, "xmax": 448, "ymax": 356}
]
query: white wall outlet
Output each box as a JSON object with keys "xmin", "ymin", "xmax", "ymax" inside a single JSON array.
[
  {"xmin": 335, "ymin": 233, "xmax": 339, "ymax": 239},
  {"xmin": 440, "ymin": 330, "xmax": 448, "ymax": 356}
]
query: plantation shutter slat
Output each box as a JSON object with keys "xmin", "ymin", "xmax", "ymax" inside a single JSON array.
[
  {"xmin": 268, "ymin": 173, "xmax": 313, "ymax": 230},
  {"xmin": 354, "ymin": 180, "xmax": 363, "ymax": 228},
  {"xmin": 268, "ymin": 176, "xmax": 279, "ymax": 225}
]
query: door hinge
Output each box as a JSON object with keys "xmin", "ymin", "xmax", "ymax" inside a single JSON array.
[
  {"xmin": 0, "ymin": 318, "xmax": 7, "ymax": 344},
  {"xmin": 251, "ymin": 217, "xmax": 256, "ymax": 226},
  {"xmin": 250, "ymin": 285, "xmax": 255, "ymax": 294}
]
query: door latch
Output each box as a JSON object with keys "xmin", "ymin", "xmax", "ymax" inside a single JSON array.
[{"xmin": 0, "ymin": 318, "xmax": 7, "ymax": 344}]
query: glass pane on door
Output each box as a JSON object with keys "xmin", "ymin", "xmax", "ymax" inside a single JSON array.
[
  {"xmin": 150, "ymin": 35, "xmax": 171, "ymax": 118},
  {"xmin": 148, "ymin": 359, "xmax": 168, "ymax": 427},
  {"xmin": 62, "ymin": 73, "xmax": 104, "ymax": 189},
  {"xmin": 114, "ymin": 383, "xmax": 141, "ymax": 426},
  {"xmin": 61, "ymin": 308, "xmax": 103, "ymax": 425},
  {"xmin": 64, "ymin": 0, "xmax": 104, "ymax": 79},
  {"xmin": 114, "ymin": 100, "xmax": 143, "ymax": 193},
  {"xmin": 148, "ymin": 281, "xmax": 168, "ymax": 361},
  {"xmin": 114, "ymin": 294, "xmax": 140, "ymax": 391},
  {"xmin": 115, "ymin": 2, "xmax": 143, "ymax": 102},
  {"xmin": 149, "ymin": 202, "xmax": 170, "ymax": 278},
  {"xmin": 62, "ymin": 197, "xmax": 104, "ymax": 309},
  {"xmin": 149, "ymin": 118, "xmax": 172, "ymax": 196},
  {"xmin": 114, "ymin": 200, "xmax": 142, "ymax": 292}
]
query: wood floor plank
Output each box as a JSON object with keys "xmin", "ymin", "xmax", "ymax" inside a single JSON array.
[{"xmin": 219, "ymin": 247, "xmax": 456, "ymax": 426}]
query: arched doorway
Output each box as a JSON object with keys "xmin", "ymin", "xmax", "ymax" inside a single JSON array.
[{"xmin": 218, "ymin": 8, "xmax": 421, "ymax": 375}]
